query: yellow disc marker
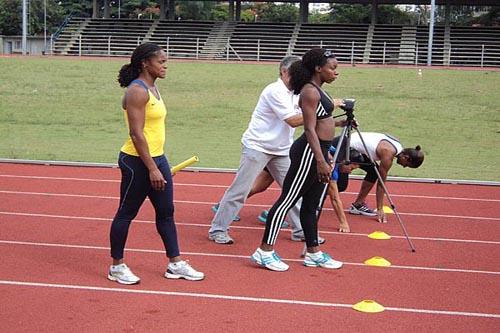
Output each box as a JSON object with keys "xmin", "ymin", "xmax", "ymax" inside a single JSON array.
[
  {"xmin": 383, "ymin": 205, "xmax": 394, "ymax": 214},
  {"xmin": 367, "ymin": 231, "xmax": 391, "ymax": 240},
  {"xmin": 171, "ymin": 156, "xmax": 199, "ymax": 174},
  {"xmin": 364, "ymin": 256, "xmax": 392, "ymax": 267},
  {"xmin": 352, "ymin": 300, "xmax": 385, "ymax": 313}
]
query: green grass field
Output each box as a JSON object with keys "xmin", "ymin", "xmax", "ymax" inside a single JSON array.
[{"xmin": 0, "ymin": 57, "xmax": 499, "ymax": 181}]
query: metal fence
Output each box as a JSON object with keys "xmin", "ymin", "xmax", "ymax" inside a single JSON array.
[{"xmin": 52, "ymin": 34, "xmax": 500, "ymax": 67}]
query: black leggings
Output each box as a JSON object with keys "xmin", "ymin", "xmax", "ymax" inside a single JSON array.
[
  {"xmin": 331, "ymin": 136, "xmax": 377, "ymax": 193},
  {"xmin": 337, "ymin": 162, "xmax": 377, "ymax": 192},
  {"xmin": 262, "ymin": 134, "xmax": 331, "ymax": 248},
  {"xmin": 109, "ymin": 152, "xmax": 179, "ymax": 260}
]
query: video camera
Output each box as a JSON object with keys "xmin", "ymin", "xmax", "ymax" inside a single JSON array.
[
  {"xmin": 340, "ymin": 99, "xmax": 355, "ymax": 113},
  {"xmin": 339, "ymin": 98, "xmax": 356, "ymax": 120}
]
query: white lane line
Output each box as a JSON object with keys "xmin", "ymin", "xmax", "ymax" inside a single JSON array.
[
  {"xmin": 1, "ymin": 174, "xmax": 499, "ymax": 203},
  {"xmin": 0, "ymin": 279, "xmax": 499, "ymax": 319},
  {"xmin": 2, "ymin": 211, "xmax": 500, "ymax": 245},
  {"xmin": 1, "ymin": 239, "xmax": 499, "ymax": 276},
  {"xmin": 1, "ymin": 190, "xmax": 499, "ymax": 222}
]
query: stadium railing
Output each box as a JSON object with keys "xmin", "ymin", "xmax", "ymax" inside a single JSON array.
[{"xmin": 51, "ymin": 18, "xmax": 500, "ymax": 67}]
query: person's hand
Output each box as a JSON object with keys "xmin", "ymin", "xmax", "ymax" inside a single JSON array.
[
  {"xmin": 317, "ymin": 160, "xmax": 331, "ymax": 184},
  {"xmin": 335, "ymin": 118, "xmax": 358, "ymax": 128},
  {"xmin": 377, "ymin": 210, "xmax": 387, "ymax": 223},
  {"xmin": 338, "ymin": 222, "xmax": 350, "ymax": 233},
  {"xmin": 149, "ymin": 169, "xmax": 166, "ymax": 191},
  {"xmin": 333, "ymin": 98, "xmax": 345, "ymax": 109}
]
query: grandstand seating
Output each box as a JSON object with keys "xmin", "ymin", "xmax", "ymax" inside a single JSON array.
[
  {"xmin": 52, "ymin": 17, "xmax": 88, "ymax": 55},
  {"xmin": 370, "ymin": 25, "xmax": 402, "ymax": 64},
  {"xmin": 294, "ymin": 23, "xmax": 369, "ymax": 63},
  {"xmin": 415, "ymin": 25, "xmax": 446, "ymax": 65},
  {"xmin": 226, "ymin": 22, "xmax": 296, "ymax": 61},
  {"xmin": 51, "ymin": 18, "xmax": 500, "ymax": 67},
  {"xmin": 68, "ymin": 19, "xmax": 152, "ymax": 56},
  {"xmin": 449, "ymin": 26, "xmax": 500, "ymax": 67},
  {"xmin": 148, "ymin": 21, "xmax": 215, "ymax": 58}
]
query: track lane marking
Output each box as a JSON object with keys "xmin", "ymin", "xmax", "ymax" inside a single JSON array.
[
  {"xmin": 1, "ymin": 174, "xmax": 499, "ymax": 202},
  {"xmin": 1, "ymin": 190, "xmax": 499, "ymax": 221},
  {"xmin": 0, "ymin": 279, "xmax": 499, "ymax": 319},
  {"xmin": 1, "ymin": 211, "xmax": 500, "ymax": 245},
  {"xmin": 1, "ymin": 239, "xmax": 499, "ymax": 276}
]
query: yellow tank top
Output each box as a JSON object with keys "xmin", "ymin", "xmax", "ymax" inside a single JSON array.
[{"xmin": 121, "ymin": 87, "xmax": 167, "ymax": 157}]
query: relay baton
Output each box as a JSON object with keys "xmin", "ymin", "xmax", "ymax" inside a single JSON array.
[{"xmin": 171, "ymin": 156, "xmax": 199, "ymax": 174}]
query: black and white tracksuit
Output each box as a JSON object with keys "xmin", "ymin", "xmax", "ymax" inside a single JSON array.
[{"xmin": 262, "ymin": 84, "xmax": 334, "ymax": 248}]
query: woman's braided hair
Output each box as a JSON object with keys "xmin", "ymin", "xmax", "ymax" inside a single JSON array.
[
  {"xmin": 117, "ymin": 43, "xmax": 162, "ymax": 87},
  {"xmin": 289, "ymin": 48, "xmax": 336, "ymax": 94}
]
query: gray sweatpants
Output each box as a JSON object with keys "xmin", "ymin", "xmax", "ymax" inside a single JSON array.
[{"xmin": 209, "ymin": 145, "xmax": 303, "ymax": 235}]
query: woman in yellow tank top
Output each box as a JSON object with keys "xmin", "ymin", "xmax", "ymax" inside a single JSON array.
[{"xmin": 108, "ymin": 43, "xmax": 204, "ymax": 284}]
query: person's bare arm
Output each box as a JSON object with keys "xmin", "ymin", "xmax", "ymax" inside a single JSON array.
[
  {"xmin": 125, "ymin": 86, "xmax": 165, "ymax": 191},
  {"xmin": 284, "ymin": 114, "xmax": 303, "ymax": 128},
  {"xmin": 374, "ymin": 143, "xmax": 395, "ymax": 222}
]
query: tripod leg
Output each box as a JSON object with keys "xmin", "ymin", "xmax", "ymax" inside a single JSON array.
[{"xmin": 353, "ymin": 127, "xmax": 417, "ymax": 252}]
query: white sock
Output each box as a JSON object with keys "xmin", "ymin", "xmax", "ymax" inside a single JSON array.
[{"xmin": 308, "ymin": 251, "xmax": 323, "ymax": 257}]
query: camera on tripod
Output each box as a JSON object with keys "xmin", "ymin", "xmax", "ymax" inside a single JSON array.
[
  {"xmin": 340, "ymin": 99, "xmax": 355, "ymax": 113},
  {"xmin": 339, "ymin": 98, "xmax": 356, "ymax": 120}
]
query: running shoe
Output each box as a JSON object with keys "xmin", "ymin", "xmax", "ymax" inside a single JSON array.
[
  {"xmin": 211, "ymin": 203, "xmax": 240, "ymax": 221},
  {"xmin": 107, "ymin": 263, "xmax": 140, "ymax": 285},
  {"xmin": 304, "ymin": 251, "xmax": 343, "ymax": 269},
  {"xmin": 257, "ymin": 210, "xmax": 289, "ymax": 228},
  {"xmin": 349, "ymin": 202, "xmax": 377, "ymax": 217},
  {"xmin": 250, "ymin": 248, "xmax": 289, "ymax": 272},
  {"xmin": 165, "ymin": 260, "xmax": 204, "ymax": 281},
  {"xmin": 208, "ymin": 232, "xmax": 234, "ymax": 244}
]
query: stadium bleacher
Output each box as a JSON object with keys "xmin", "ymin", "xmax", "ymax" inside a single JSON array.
[
  {"xmin": 226, "ymin": 22, "xmax": 296, "ymax": 61},
  {"xmin": 52, "ymin": 18, "xmax": 500, "ymax": 67},
  {"xmin": 370, "ymin": 24, "xmax": 402, "ymax": 64},
  {"xmin": 449, "ymin": 26, "xmax": 500, "ymax": 67},
  {"xmin": 148, "ymin": 21, "xmax": 215, "ymax": 59},
  {"xmin": 294, "ymin": 23, "xmax": 369, "ymax": 64}
]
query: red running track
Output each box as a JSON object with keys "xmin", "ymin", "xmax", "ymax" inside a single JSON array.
[{"xmin": 0, "ymin": 162, "xmax": 499, "ymax": 332}]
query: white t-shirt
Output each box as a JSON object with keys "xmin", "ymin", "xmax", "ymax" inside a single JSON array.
[
  {"xmin": 350, "ymin": 132, "xmax": 403, "ymax": 161},
  {"xmin": 241, "ymin": 78, "xmax": 300, "ymax": 156}
]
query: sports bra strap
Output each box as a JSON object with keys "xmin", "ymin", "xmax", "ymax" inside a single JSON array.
[{"xmin": 129, "ymin": 79, "xmax": 149, "ymax": 92}]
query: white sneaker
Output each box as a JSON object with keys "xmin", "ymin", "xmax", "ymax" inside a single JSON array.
[
  {"xmin": 165, "ymin": 260, "xmax": 205, "ymax": 281},
  {"xmin": 304, "ymin": 251, "xmax": 343, "ymax": 269},
  {"xmin": 107, "ymin": 263, "xmax": 140, "ymax": 285},
  {"xmin": 208, "ymin": 232, "xmax": 234, "ymax": 244},
  {"xmin": 251, "ymin": 248, "xmax": 289, "ymax": 272}
]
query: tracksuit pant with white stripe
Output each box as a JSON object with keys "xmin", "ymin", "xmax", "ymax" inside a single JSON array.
[{"xmin": 263, "ymin": 134, "xmax": 331, "ymax": 247}]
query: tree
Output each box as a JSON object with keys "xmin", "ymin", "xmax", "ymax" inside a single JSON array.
[
  {"xmin": 473, "ymin": 6, "xmax": 500, "ymax": 26},
  {"xmin": 0, "ymin": 0, "xmax": 21, "ymax": 35},
  {"xmin": 377, "ymin": 5, "xmax": 414, "ymax": 25},
  {"xmin": 0, "ymin": 0, "xmax": 65, "ymax": 36},
  {"xmin": 57, "ymin": 0, "xmax": 92, "ymax": 17},
  {"xmin": 309, "ymin": 10, "xmax": 331, "ymax": 24},
  {"xmin": 119, "ymin": 0, "xmax": 158, "ymax": 19},
  {"xmin": 330, "ymin": 4, "xmax": 371, "ymax": 24},
  {"xmin": 210, "ymin": 4, "xmax": 228, "ymax": 21},
  {"xmin": 254, "ymin": 3, "xmax": 298, "ymax": 23},
  {"xmin": 176, "ymin": 1, "xmax": 215, "ymax": 20}
]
